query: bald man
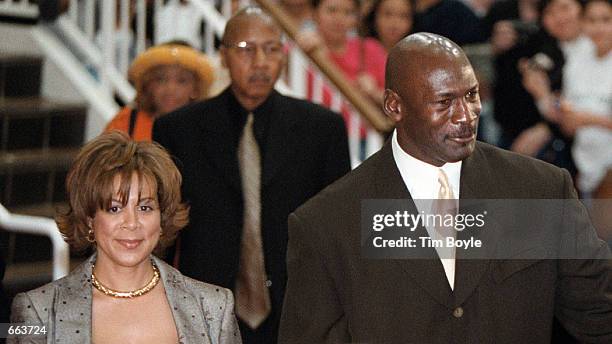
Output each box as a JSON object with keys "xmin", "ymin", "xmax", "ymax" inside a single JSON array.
[
  {"xmin": 279, "ymin": 33, "xmax": 612, "ymax": 343},
  {"xmin": 153, "ymin": 7, "xmax": 350, "ymax": 343}
]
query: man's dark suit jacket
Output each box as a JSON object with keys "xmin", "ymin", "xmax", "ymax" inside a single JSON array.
[
  {"xmin": 153, "ymin": 87, "xmax": 351, "ymax": 342},
  {"xmin": 279, "ymin": 141, "xmax": 612, "ymax": 343}
]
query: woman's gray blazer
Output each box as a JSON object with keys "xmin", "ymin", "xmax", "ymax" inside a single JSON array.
[{"xmin": 9, "ymin": 254, "xmax": 242, "ymax": 344}]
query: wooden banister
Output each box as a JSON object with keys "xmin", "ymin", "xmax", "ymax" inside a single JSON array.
[{"xmin": 254, "ymin": 0, "xmax": 393, "ymax": 133}]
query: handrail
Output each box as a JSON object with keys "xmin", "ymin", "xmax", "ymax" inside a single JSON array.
[
  {"xmin": 0, "ymin": 203, "xmax": 70, "ymax": 280},
  {"xmin": 31, "ymin": 24, "xmax": 120, "ymax": 129},
  {"xmin": 190, "ymin": 0, "xmax": 227, "ymax": 39},
  {"xmin": 254, "ymin": 0, "xmax": 393, "ymax": 133},
  {"xmin": 55, "ymin": 16, "xmax": 136, "ymax": 105},
  {"xmin": 0, "ymin": 0, "xmax": 38, "ymax": 18}
]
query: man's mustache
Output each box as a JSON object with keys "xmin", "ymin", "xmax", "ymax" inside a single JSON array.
[{"xmin": 448, "ymin": 125, "xmax": 476, "ymax": 138}]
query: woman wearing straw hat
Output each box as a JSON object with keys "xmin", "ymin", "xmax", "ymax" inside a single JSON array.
[{"xmin": 105, "ymin": 43, "xmax": 214, "ymax": 141}]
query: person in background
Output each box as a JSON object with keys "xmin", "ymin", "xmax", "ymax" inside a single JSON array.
[
  {"xmin": 105, "ymin": 43, "xmax": 214, "ymax": 141},
  {"xmin": 567, "ymin": 0, "xmax": 612, "ymax": 243},
  {"xmin": 462, "ymin": 0, "xmax": 495, "ymax": 17},
  {"xmin": 9, "ymin": 131, "xmax": 241, "ymax": 343},
  {"xmin": 280, "ymin": 0, "xmax": 316, "ymax": 30},
  {"xmin": 362, "ymin": 0, "xmax": 414, "ymax": 52},
  {"xmin": 482, "ymin": 0, "xmax": 540, "ymax": 54},
  {"xmin": 494, "ymin": 0, "xmax": 584, "ymax": 176},
  {"xmin": 38, "ymin": 0, "xmax": 69, "ymax": 22},
  {"xmin": 520, "ymin": 0, "xmax": 611, "ymax": 240},
  {"xmin": 153, "ymin": 7, "xmax": 350, "ymax": 343},
  {"xmin": 155, "ymin": 0, "xmax": 204, "ymax": 49},
  {"xmin": 298, "ymin": 0, "xmax": 387, "ymax": 105},
  {"xmin": 412, "ymin": 0, "xmax": 484, "ymax": 45}
]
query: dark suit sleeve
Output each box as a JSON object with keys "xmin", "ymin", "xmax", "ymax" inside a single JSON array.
[
  {"xmin": 554, "ymin": 170, "xmax": 612, "ymax": 342},
  {"xmin": 152, "ymin": 117, "xmax": 183, "ymax": 266},
  {"xmin": 152, "ymin": 117, "xmax": 172, "ymax": 153},
  {"xmin": 321, "ymin": 115, "xmax": 351, "ymax": 187},
  {"xmin": 279, "ymin": 213, "xmax": 349, "ymax": 343}
]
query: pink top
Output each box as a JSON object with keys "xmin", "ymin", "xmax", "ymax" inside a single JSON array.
[
  {"xmin": 328, "ymin": 37, "xmax": 386, "ymax": 89},
  {"xmin": 306, "ymin": 37, "xmax": 387, "ymax": 136}
]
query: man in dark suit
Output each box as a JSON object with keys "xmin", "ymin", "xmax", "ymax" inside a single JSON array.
[
  {"xmin": 153, "ymin": 6, "xmax": 351, "ymax": 344},
  {"xmin": 279, "ymin": 33, "xmax": 612, "ymax": 343}
]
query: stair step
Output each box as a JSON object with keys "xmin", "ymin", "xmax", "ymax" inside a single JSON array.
[
  {"xmin": 8, "ymin": 202, "xmax": 67, "ymax": 219},
  {"xmin": 0, "ymin": 55, "xmax": 43, "ymax": 98},
  {"xmin": 0, "ymin": 97, "xmax": 85, "ymax": 118},
  {"xmin": 0, "ymin": 202, "xmax": 77, "ymax": 284},
  {"xmin": 0, "ymin": 147, "xmax": 78, "ymax": 171},
  {"xmin": 0, "ymin": 232, "xmax": 51, "ymax": 264},
  {"xmin": 0, "ymin": 98, "xmax": 87, "ymax": 150},
  {"xmin": 0, "ymin": 148, "xmax": 78, "ymax": 207}
]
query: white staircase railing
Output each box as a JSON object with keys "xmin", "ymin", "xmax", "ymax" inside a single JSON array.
[
  {"xmin": 0, "ymin": 203, "xmax": 70, "ymax": 280},
  {"xmin": 0, "ymin": 0, "xmax": 38, "ymax": 18}
]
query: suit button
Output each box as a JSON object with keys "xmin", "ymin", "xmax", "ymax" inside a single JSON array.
[
  {"xmin": 265, "ymin": 279, "xmax": 272, "ymax": 287},
  {"xmin": 453, "ymin": 307, "xmax": 464, "ymax": 318}
]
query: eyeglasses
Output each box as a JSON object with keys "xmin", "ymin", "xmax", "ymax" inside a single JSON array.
[{"xmin": 225, "ymin": 41, "xmax": 284, "ymax": 60}]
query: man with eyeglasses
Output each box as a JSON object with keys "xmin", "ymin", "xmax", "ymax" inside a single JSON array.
[{"xmin": 153, "ymin": 6, "xmax": 351, "ymax": 344}]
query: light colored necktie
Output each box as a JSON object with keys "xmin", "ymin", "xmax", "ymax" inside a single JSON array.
[
  {"xmin": 438, "ymin": 169, "xmax": 455, "ymax": 200},
  {"xmin": 235, "ymin": 113, "xmax": 271, "ymax": 329},
  {"xmin": 433, "ymin": 168, "xmax": 457, "ymax": 288},
  {"xmin": 434, "ymin": 168, "xmax": 457, "ymax": 240}
]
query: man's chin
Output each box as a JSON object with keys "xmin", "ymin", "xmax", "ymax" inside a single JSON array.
[
  {"xmin": 246, "ymin": 86, "xmax": 274, "ymax": 99},
  {"xmin": 444, "ymin": 144, "xmax": 476, "ymax": 162}
]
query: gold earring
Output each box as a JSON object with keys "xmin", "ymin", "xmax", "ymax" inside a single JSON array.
[{"xmin": 87, "ymin": 228, "xmax": 95, "ymax": 243}]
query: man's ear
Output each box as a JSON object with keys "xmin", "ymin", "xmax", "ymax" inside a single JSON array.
[{"xmin": 383, "ymin": 89, "xmax": 403, "ymax": 123}]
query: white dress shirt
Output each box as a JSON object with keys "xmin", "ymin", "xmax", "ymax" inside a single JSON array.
[{"xmin": 391, "ymin": 130, "xmax": 462, "ymax": 289}]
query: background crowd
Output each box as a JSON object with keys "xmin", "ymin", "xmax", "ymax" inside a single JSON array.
[{"xmin": 49, "ymin": 0, "xmax": 606, "ymax": 202}]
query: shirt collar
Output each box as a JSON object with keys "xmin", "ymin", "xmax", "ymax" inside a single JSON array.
[
  {"xmin": 391, "ymin": 130, "xmax": 462, "ymax": 199},
  {"xmin": 225, "ymin": 87, "xmax": 276, "ymax": 147},
  {"xmin": 226, "ymin": 87, "xmax": 278, "ymax": 121}
]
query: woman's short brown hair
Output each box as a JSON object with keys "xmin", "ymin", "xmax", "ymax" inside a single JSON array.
[{"xmin": 56, "ymin": 130, "xmax": 189, "ymax": 255}]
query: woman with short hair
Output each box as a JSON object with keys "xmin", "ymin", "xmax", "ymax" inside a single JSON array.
[{"xmin": 9, "ymin": 131, "xmax": 241, "ymax": 344}]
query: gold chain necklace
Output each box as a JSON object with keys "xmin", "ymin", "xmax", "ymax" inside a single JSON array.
[{"xmin": 91, "ymin": 263, "xmax": 160, "ymax": 298}]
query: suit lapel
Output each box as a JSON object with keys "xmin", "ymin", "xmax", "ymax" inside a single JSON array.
[
  {"xmin": 54, "ymin": 256, "xmax": 93, "ymax": 344},
  {"xmin": 454, "ymin": 143, "xmax": 493, "ymax": 306},
  {"xmin": 198, "ymin": 89, "xmax": 242, "ymax": 192},
  {"xmin": 371, "ymin": 144, "xmax": 454, "ymax": 308},
  {"xmin": 154, "ymin": 256, "xmax": 212, "ymax": 344}
]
